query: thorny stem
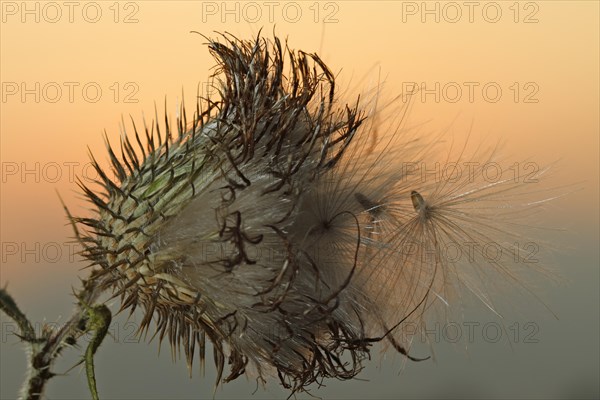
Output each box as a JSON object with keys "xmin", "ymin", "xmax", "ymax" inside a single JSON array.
[
  {"xmin": 0, "ymin": 275, "xmax": 104, "ymax": 400},
  {"xmin": 0, "ymin": 287, "xmax": 35, "ymax": 341}
]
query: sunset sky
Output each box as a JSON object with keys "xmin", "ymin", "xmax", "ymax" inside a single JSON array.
[{"xmin": 1, "ymin": 1, "xmax": 598, "ymax": 399}]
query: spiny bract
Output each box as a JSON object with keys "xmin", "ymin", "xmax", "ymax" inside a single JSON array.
[{"xmin": 73, "ymin": 33, "xmax": 553, "ymax": 393}]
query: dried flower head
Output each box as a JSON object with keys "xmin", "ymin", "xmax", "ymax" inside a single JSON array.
[{"xmin": 70, "ymin": 32, "xmax": 556, "ymax": 394}]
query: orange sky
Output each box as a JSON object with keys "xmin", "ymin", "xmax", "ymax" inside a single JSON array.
[
  {"xmin": 1, "ymin": 1, "xmax": 598, "ymax": 276},
  {"xmin": 1, "ymin": 2, "xmax": 598, "ymax": 399}
]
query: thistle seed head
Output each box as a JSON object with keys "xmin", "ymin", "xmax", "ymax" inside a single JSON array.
[
  {"xmin": 75, "ymin": 33, "xmax": 377, "ymax": 392},
  {"xmin": 72, "ymin": 32, "xmax": 556, "ymax": 393}
]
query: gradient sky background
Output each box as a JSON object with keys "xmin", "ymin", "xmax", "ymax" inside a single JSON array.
[{"xmin": 1, "ymin": 1, "xmax": 599, "ymax": 399}]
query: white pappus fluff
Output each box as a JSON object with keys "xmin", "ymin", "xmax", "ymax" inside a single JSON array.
[{"xmin": 71, "ymin": 32, "xmax": 558, "ymax": 394}]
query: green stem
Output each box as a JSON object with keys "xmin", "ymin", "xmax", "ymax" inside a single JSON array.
[
  {"xmin": 0, "ymin": 277, "xmax": 104, "ymax": 400},
  {"xmin": 81, "ymin": 303, "xmax": 112, "ymax": 400}
]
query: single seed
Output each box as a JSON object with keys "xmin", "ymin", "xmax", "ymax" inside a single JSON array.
[
  {"xmin": 411, "ymin": 190, "xmax": 425, "ymax": 212},
  {"xmin": 411, "ymin": 190, "xmax": 432, "ymax": 221}
]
